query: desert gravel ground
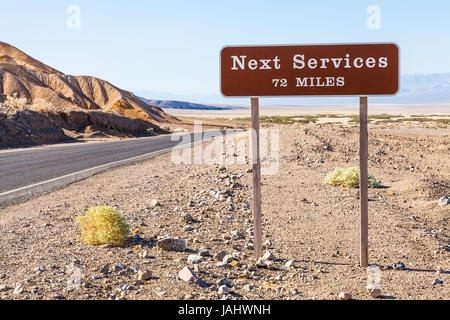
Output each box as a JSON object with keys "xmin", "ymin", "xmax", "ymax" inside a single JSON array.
[{"xmin": 0, "ymin": 121, "xmax": 448, "ymax": 300}]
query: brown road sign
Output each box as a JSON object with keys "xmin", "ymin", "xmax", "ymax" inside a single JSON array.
[{"xmin": 220, "ymin": 43, "xmax": 399, "ymax": 97}]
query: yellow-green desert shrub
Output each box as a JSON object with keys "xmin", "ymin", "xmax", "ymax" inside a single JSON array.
[
  {"xmin": 76, "ymin": 206, "xmax": 130, "ymax": 245},
  {"xmin": 324, "ymin": 167, "xmax": 380, "ymax": 188}
]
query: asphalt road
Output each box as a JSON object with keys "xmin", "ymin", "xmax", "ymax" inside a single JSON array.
[{"xmin": 0, "ymin": 132, "xmax": 210, "ymax": 207}]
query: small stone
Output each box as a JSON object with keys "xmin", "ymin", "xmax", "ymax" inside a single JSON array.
[
  {"xmin": 222, "ymin": 254, "xmax": 235, "ymax": 263},
  {"xmin": 217, "ymin": 278, "xmax": 232, "ymax": 287},
  {"xmin": 214, "ymin": 250, "xmax": 228, "ymax": 261},
  {"xmin": 137, "ymin": 269, "xmax": 152, "ymax": 281},
  {"xmin": 368, "ymin": 288, "xmax": 382, "ymax": 298},
  {"xmin": 198, "ymin": 248, "xmax": 210, "ymax": 257},
  {"xmin": 243, "ymin": 284, "xmax": 253, "ymax": 291},
  {"xmin": 0, "ymin": 284, "xmax": 11, "ymax": 292},
  {"xmin": 392, "ymin": 262, "xmax": 405, "ymax": 270},
  {"xmin": 100, "ymin": 264, "xmax": 110, "ymax": 274},
  {"xmin": 187, "ymin": 255, "xmax": 203, "ymax": 264},
  {"xmin": 285, "ymin": 260, "xmax": 295, "ymax": 268},
  {"xmin": 178, "ymin": 266, "xmax": 206, "ymax": 287},
  {"xmin": 432, "ymin": 279, "xmax": 443, "ymax": 285},
  {"xmin": 183, "ymin": 213, "xmax": 193, "ymax": 222},
  {"xmin": 157, "ymin": 237, "xmax": 186, "ymax": 252},
  {"xmin": 140, "ymin": 250, "xmax": 150, "ymax": 259},
  {"xmin": 114, "ymin": 263, "xmax": 125, "ymax": 272},
  {"xmin": 215, "ymin": 262, "xmax": 232, "ymax": 269},
  {"xmin": 437, "ymin": 196, "xmax": 450, "ymax": 206},
  {"xmin": 0, "ymin": 274, "xmax": 6, "ymax": 279},
  {"xmin": 231, "ymin": 260, "xmax": 240, "ymax": 267},
  {"xmin": 274, "ymin": 275, "xmax": 283, "ymax": 281},
  {"xmin": 255, "ymin": 259, "xmax": 268, "ymax": 268},
  {"xmin": 262, "ymin": 250, "xmax": 276, "ymax": 261},
  {"xmin": 218, "ymin": 285, "xmax": 230, "ymax": 295},
  {"xmin": 121, "ymin": 284, "xmax": 134, "ymax": 291},
  {"xmin": 231, "ymin": 230, "xmax": 243, "ymax": 239},
  {"xmin": 338, "ymin": 292, "xmax": 352, "ymax": 300},
  {"xmin": 222, "ymin": 234, "xmax": 231, "ymax": 240},
  {"xmin": 13, "ymin": 283, "xmax": 24, "ymax": 295},
  {"xmin": 150, "ymin": 199, "xmax": 160, "ymax": 207},
  {"xmin": 183, "ymin": 225, "xmax": 194, "ymax": 232}
]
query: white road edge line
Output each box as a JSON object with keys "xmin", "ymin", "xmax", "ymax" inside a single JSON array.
[{"xmin": 0, "ymin": 144, "xmax": 179, "ymax": 197}]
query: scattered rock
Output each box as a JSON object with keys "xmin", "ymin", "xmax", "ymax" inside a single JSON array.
[
  {"xmin": 198, "ymin": 248, "xmax": 210, "ymax": 257},
  {"xmin": 13, "ymin": 283, "xmax": 24, "ymax": 295},
  {"xmin": 187, "ymin": 255, "xmax": 203, "ymax": 264},
  {"xmin": 222, "ymin": 254, "xmax": 235, "ymax": 264},
  {"xmin": 121, "ymin": 284, "xmax": 134, "ymax": 291},
  {"xmin": 137, "ymin": 269, "xmax": 152, "ymax": 281},
  {"xmin": 100, "ymin": 264, "xmax": 110, "ymax": 274},
  {"xmin": 114, "ymin": 263, "xmax": 125, "ymax": 272},
  {"xmin": 178, "ymin": 266, "xmax": 206, "ymax": 287},
  {"xmin": 243, "ymin": 284, "xmax": 254, "ymax": 291},
  {"xmin": 262, "ymin": 250, "xmax": 276, "ymax": 261},
  {"xmin": 255, "ymin": 259, "xmax": 268, "ymax": 268},
  {"xmin": 338, "ymin": 292, "xmax": 352, "ymax": 300},
  {"xmin": 0, "ymin": 284, "xmax": 11, "ymax": 292},
  {"xmin": 214, "ymin": 250, "xmax": 228, "ymax": 261},
  {"xmin": 139, "ymin": 250, "xmax": 150, "ymax": 259},
  {"xmin": 217, "ymin": 278, "xmax": 232, "ymax": 287},
  {"xmin": 231, "ymin": 260, "xmax": 240, "ymax": 267},
  {"xmin": 285, "ymin": 260, "xmax": 295, "ymax": 268},
  {"xmin": 368, "ymin": 288, "xmax": 382, "ymax": 298},
  {"xmin": 157, "ymin": 237, "xmax": 186, "ymax": 252},
  {"xmin": 392, "ymin": 262, "xmax": 405, "ymax": 270},
  {"xmin": 215, "ymin": 262, "xmax": 232, "ymax": 269},
  {"xmin": 218, "ymin": 285, "xmax": 230, "ymax": 295},
  {"xmin": 437, "ymin": 196, "xmax": 449, "ymax": 206},
  {"xmin": 150, "ymin": 199, "xmax": 160, "ymax": 207},
  {"xmin": 231, "ymin": 230, "xmax": 243, "ymax": 239}
]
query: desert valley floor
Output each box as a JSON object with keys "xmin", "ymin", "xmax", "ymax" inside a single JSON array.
[{"xmin": 0, "ymin": 119, "xmax": 448, "ymax": 300}]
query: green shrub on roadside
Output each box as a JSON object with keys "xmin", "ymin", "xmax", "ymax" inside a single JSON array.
[
  {"xmin": 324, "ymin": 167, "xmax": 380, "ymax": 188},
  {"xmin": 75, "ymin": 206, "xmax": 130, "ymax": 245}
]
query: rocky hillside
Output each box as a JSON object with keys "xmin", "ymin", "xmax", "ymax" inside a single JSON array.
[
  {"xmin": 0, "ymin": 108, "xmax": 165, "ymax": 148},
  {"xmin": 0, "ymin": 42, "xmax": 179, "ymax": 148}
]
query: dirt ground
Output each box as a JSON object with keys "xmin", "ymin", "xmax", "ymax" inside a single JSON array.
[{"xmin": 0, "ymin": 120, "xmax": 448, "ymax": 300}]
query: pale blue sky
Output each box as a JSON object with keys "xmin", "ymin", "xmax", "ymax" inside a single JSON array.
[{"xmin": 1, "ymin": 0, "xmax": 449, "ymax": 96}]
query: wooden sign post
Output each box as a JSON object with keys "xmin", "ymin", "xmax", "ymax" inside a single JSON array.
[
  {"xmin": 251, "ymin": 97, "xmax": 262, "ymax": 258},
  {"xmin": 359, "ymin": 96, "xmax": 369, "ymax": 268},
  {"xmin": 220, "ymin": 43, "xmax": 399, "ymax": 263}
]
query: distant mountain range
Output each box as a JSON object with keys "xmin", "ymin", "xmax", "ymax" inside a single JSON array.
[
  {"xmin": 136, "ymin": 73, "xmax": 450, "ymax": 107},
  {"xmin": 138, "ymin": 97, "xmax": 240, "ymax": 110}
]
